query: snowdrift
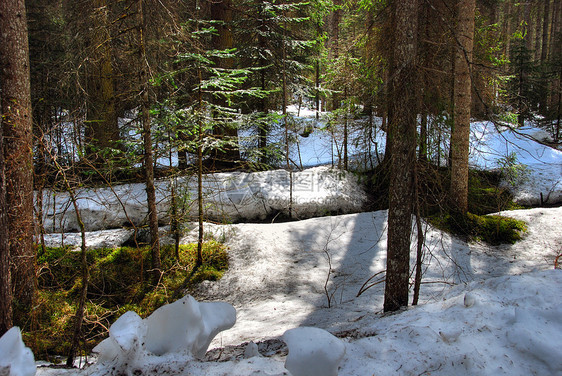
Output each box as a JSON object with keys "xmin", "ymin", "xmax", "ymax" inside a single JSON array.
[{"xmin": 39, "ymin": 166, "xmax": 366, "ymax": 234}]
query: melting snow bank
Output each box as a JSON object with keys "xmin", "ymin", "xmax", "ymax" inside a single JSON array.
[
  {"xmin": 39, "ymin": 166, "xmax": 366, "ymax": 233},
  {"xmin": 33, "ymin": 296, "xmax": 345, "ymax": 376},
  {"xmin": 32, "ymin": 270, "xmax": 562, "ymax": 376},
  {"xmin": 88, "ymin": 295, "xmax": 237, "ymax": 375}
]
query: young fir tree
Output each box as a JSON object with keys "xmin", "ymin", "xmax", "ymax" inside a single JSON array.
[
  {"xmin": 234, "ymin": 0, "xmax": 316, "ymax": 169},
  {"xmin": 154, "ymin": 5, "xmax": 267, "ymax": 265},
  {"xmin": 508, "ymin": 37, "xmax": 539, "ymax": 127}
]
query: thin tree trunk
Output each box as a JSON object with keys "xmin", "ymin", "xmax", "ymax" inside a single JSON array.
[
  {"xmin": 61, "ymin": 169, "xmax": 88, "ymax": 367},
  {"xmin": 315, "ymin": 59, "xmax": 320, "ymax": 119},
  {"xmin": 282, "ymin": 17, "xmax": 293, "ymax": 218},
  {"xmin": 330, "ymin": 0, "xmax": 342, "ymax": 111},
  {"xmin": 503, "ymin": 0, "xmax": 513, "ymax": 72},
  {"xmin": 0, "ymin": 0, "xmax": 35, "ymax": 314},
  {"xmin": 343, "ymin": 85, "xmax": 349, "ymax": 171},
  {"xmin": 196, "ymin": 63, "xmax": 204, "ymax": 268},
  {"xmin": 450, "ymin": 0, "xmax": 476, "ymax": 215},
  {"xmin": 383, "ymin": 0, "xmax": 418, "ymax": 313},
  {"xmin": 138, "ymin": 0, "xmax": 161, "ymax": 280},
  {"xmin": 258, "ymin": 17, "xmax": 268, "ymax": 167}
]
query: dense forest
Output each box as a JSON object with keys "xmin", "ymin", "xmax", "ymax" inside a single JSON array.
[{"xmin": 1, "ymin": 0, "xmax": 561, "ymax": 368}]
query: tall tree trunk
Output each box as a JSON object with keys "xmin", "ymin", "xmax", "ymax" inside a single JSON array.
[
  {"xmin": 138, "ymin": 0, "xmax": 161, "ymax": 280},
  {"xmin": 85, "ymin": 0, "xmax": 119, "ymax": 162},
  {"xmin": 450, "ymin": 0, "xmax": 476, "ymax": 215},
  {"xmin": 0, "ymin": 99, "xmax": 11, "ymax": 336},
  {"xmin": 0, "ymin": 0, "xmax": 35, "ymax": 315},
  {"xmin": 535, "ymin": 2, "xmax": 544, "ymax": 61},
  {"xmin": 383, "ymin": 0, "xmax": 419, "ymax": 313}
]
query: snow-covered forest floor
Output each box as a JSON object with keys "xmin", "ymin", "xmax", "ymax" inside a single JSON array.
[
  {"xmin": 34, "ymin": 207, "xmax": 562, "ymax": 376},
  {"xmin": 6, "ymin": 115, "xmax": 561, "ymax": 375}
]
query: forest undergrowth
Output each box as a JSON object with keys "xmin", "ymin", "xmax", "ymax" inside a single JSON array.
[{"xmin": 20, "ymin": 240, "xmax": 228, "ymax": 361}]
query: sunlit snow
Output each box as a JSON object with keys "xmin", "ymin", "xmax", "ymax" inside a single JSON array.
[{"xmin": 28, "ymin": 112, "xmax": 562, "ymax": 376}]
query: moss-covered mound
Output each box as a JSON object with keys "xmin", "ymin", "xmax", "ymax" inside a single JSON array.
[
  {"xmin": 23, "ymin": 241, "xmax": 228, "ymax": 360},
  {"xmin": 429, "ymin": 212, "xmax": 527, "ymax": 245}
]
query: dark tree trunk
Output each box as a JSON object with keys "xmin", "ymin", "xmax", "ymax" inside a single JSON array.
[
  {"xmin": 210, "ymin": 0, "xmax": 239, "ymax": 167},
  {"xmin": 450, "ymin": 0, "xmax": 476, "ymax": 215},
  {"xmin": 84, "ymin": 0, "xmax": 119, "ymax": 163},
  {"xmin": 539, "ymin": 0, "xmax": 552, "ymax": 115},
  {"xmin": 0, "ymin": 0, "xmax": 35, "ymax": 315},
  {"xmin": 383, "ymin": 0, "xmax": 419, "ymax": 313},
  {"xmin": 0, "ymin": 99, "xmax": 11, "ymax": 336}
]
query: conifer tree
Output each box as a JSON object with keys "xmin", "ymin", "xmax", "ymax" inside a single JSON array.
[
  {"xmin": 450, "ymin": 0, "xmax": 476, "ymax": 215},
  {"xmin": 383, "ymin": 0, "xmax": 419, "ymax": 313},
  {"xmin": 0, "ymin": 0, "xmax": 36, "ymax": 316}
]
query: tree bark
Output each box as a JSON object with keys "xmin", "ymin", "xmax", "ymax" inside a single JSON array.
[
  {"xmin": 540, "ymin": 0, "xmax": 552, "ymax": 115},
  {"xmin": 84, "ymin": 0, "xmax": 119, "ymax": 162},
  {"xmin": 450, "ymin": 0, "xmax": 475, "ymax": 215},
  {"xmin": 0, "ymin": 97, "xmax": 11, "ymax": 336},
  {"xmin": 0, "ymin": 0, "xmax": 35, "ymax": 314},
  {"xmin": 383, "ymin": 0, "xmax": 418, "ymax": 313}
]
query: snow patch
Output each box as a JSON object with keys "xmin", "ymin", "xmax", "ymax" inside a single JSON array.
[
  {"xmin": 90, "ymin": 295, "xmax": 235, "ymax": 375},
  {"xmin": 283, "ymin": 327, "xmax": 346, "ymax": 376},
  {"xmin": 0, "ymin": 327, "xmax": 36, "ymax": 376}
]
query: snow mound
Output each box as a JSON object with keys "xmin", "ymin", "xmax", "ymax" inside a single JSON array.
[
  {"xmin": 91, "ymin": 295, "xmax": 235, "ymax": 375},
  {"xmin": 0, "ymin": 327, "xmax": 36, "ymax": 376},
  {"xmin": 39, "ymin": 167, "xmax": 366, "ymax": 233},
  {"xmin": 144, "ymin": 295, "xmax": 236, "ymax": 358},
  {"xmin": 283, "ymin": 327, "xmax": 346, "ymax": 376}
]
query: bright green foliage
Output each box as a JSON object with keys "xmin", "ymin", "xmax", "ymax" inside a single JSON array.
[{"xmin": 27, "ymin": 241, "xmax": 228, "ymax": 360}]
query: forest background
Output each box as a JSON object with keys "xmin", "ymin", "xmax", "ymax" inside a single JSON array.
[{"xmin": 1, "ymin": 0, "xmax": 561, "ymax": 366}]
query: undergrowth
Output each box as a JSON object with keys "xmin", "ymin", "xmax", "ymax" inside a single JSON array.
[
  {"xmin": 23, "ymin": 241, "xmax": 228, "ymax": 361},
  {"xmin": 428, "ymin": 212, "xmax": 527, "ymax": 245},
  {"xmin": 366, "ymin": 163, "xmax": 527, "ymax": 245}
]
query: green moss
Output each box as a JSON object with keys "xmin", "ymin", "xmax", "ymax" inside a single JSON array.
[
  {"xmin": 27, "ymin": 241, "xmax": 229, "ymax": 359},
  {"xmin": 429, "ymin": 212, "xmax": 527, "ymax": 245},
  {"xmin": 467, "ymin": 170, "xmax": 523, "ymax": 215}
]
